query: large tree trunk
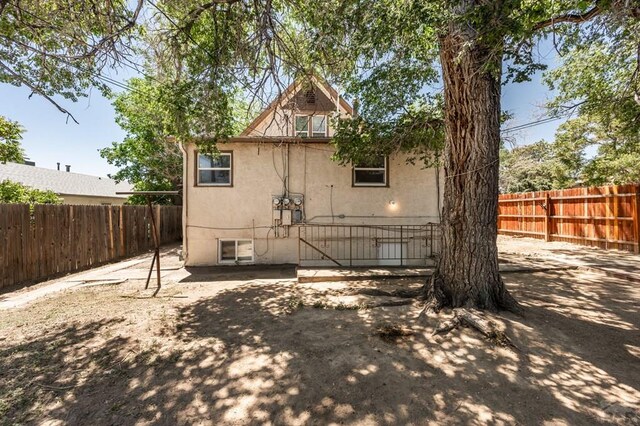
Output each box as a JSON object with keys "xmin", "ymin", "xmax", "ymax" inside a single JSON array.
[{"xmin": 424, "ymin": 7, "xmax": 522, "ymax": 314}]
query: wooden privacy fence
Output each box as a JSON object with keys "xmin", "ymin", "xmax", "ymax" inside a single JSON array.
[
  {"xmin": 498, "ymin": 184, "xmax": 640, "ymax": 252},
  {"xmin": 0, "ymin": 204, "xmax": 182, "ymax": 290}
]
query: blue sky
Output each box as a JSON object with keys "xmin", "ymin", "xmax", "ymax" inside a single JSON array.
[{"xmin": 0, "ymin": 39, "xmax": 562, "ymax": 178}]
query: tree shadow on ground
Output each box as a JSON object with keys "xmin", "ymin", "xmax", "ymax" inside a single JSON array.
[{"xmin": 1, "ymin": 270, "xmax": 639, "ymax": 425}]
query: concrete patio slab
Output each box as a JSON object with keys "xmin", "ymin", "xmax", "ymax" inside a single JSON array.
[{"xmin": 0, "ymin": 246, "xmax": 180, "ymax": 309}]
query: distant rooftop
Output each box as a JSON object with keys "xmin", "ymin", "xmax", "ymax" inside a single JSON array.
[{"xmin": 0, "ymin": 162, "xmax": 132, "ymax": 199}]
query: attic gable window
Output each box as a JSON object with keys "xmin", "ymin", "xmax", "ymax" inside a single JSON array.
[
  {"xmin": 295, "ymin": 114, "xmax": 327, "ymax": 137},
  {"xmin": 353, "ymin": 156, "xmax": 388, "ymax": 187},
  {"xmin": 197, "ymin": 152, "xmax": 232, "ymax": 186}
]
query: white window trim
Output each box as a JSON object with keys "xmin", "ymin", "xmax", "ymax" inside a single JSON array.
[
  {"xmin": 353, "ymin": 157, "xmax": 388, "ymax": 187},
  {"xmin": 197, "ymin": 152, "xmax": 232, "ymax": 186},
  {"xmin": 295, "ymin": 114, "xmax": 327, "ymax": 137},
  {"xmin": 218, "ymin": 239, "xmax": 254, "ymax": 263}
]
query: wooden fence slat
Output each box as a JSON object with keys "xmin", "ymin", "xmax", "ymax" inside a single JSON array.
[
  {"xmin": 499, "ymin": 184, "xmax": 638, "ymax": 252},
  {"xmin": 634, "ymin": 185, "xmax": 640, "ymax": 254},
  {"xmin": 0, "ymin": 206, "xmax": 6, "ymax": 288},
  {"xmin": 0, "ymin": 204, "xmax": 182, "ymax": 290}
]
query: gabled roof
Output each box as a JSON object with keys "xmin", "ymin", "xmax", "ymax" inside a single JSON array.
[
  {"xmin": 240, "ymin": 76, "xmax": 353, "ymax": 137},
  {"xmin": 0, "ymin": 162, "xmax": 133, "ymax": 198}
]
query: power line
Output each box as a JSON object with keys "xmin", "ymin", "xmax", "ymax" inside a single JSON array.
[
  {"xmin": 501, "ymin": 114, "xmax": 570, "ymax": 133},
  {"xmin": 7, "ymin": 2, "xmax": 153, "ymax": 95},
  {"xmin": 1, "ymin": 33, "xmax": 139, "ymax": 94}
]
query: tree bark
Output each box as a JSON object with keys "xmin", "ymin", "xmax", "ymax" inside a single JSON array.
[{"xmin": 424, "ymin": 4, "xmax": 522, "ymax": 314}]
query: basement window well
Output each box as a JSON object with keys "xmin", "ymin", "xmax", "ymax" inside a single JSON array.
[{"xmin": 219, "ymin": 239, "xmax": 253, "ymax": 263}]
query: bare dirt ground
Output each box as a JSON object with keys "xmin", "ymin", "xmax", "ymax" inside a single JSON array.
[
  {"xmin": 498, "ymin": 235, "xmax": 640, "ymax": 280},
  {"xmin": 1, "ymin": 239, "xmax": 639, "ymax": 425}
]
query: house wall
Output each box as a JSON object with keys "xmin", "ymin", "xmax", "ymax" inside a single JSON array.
[
  {"xmin": 183, "ymin": 141, "xmax": 443, "ymax": 266},
  {"xmin": 60, "ymin": 195, "xmax": 128, "ymax": 205}
]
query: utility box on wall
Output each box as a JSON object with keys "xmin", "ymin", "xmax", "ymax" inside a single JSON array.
[
  {"xmin": 281, "ymin": 209, "xmax": 292, "ymax": 226},
  {"xmin": 272, "ymin": 195, "xmax": 304, "ymax": 226}
]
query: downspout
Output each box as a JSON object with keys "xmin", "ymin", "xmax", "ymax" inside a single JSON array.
[
  {"xmin": 436, "ymin": 163, "xmax": 442, "ymax": 223},
  {"xmin": 178, "ymin": 139, "xmax": 189, "ymax": 263}
]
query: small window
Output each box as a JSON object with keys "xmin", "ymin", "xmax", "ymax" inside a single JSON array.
[
  {"xmin": 295, "ymin": 116, "xmax": 309, "ymax": 137},
  {"xmin": 353, "ymin": 156, "xmax": 388, "ymax": 187},
  {"xmin": 296, "ymin": 115, "xmax": 327, "ymax": 137},
  {"xmin": 312, "ymin": 115, "xmax": 327, "ymax": 137},
  {"xmin": 197, "ymin": 152, "xmax": 232, "ymax": 186},
  {"xmin": 219, "ymin": 239, "xmax": 253, "ymax": 263}
]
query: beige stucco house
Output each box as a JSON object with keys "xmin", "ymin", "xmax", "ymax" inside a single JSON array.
[{"xmin": 180, "ymin": 77, "xmax": 443, "ymax": 266}]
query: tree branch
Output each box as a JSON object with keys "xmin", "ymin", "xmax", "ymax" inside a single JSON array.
[
  {"xmin": 0, "ymin": 61, "xmax": 79, "ymax": 124},
  {"xmin": 182, "ymin": 0, "xmax": 240, "ymax": 33},
  {"xmin": 533, "ymin": 4, "xmax": 601, "ymax": 30}
]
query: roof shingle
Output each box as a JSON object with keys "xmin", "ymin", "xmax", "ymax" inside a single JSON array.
[{"xmin": 0, "ymin": 162, "xmax": 132, "ymax": 198}]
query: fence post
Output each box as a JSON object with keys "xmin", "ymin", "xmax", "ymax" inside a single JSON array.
[
  {"xmin": 544, "ymin": 192, "xmax": 551, "ymax": 242},
  {"xmin": 155, "ymin": 205, "xmax": 162, "ymax": 244},
  {"xmin": 634, "ymin": 184, "xmax": 640, "ymax": 254},
  {"xmin": 400, "ymin": 225, "xmax": 404, "ymax": 266},
  {"xmin": 349, "ymin": 226, "xmax": 353, "ymax": 267},
  {"xmin": 107, "ymin": 207, "xmax": 114, "ymax": 258},
  {"xmin": 119, "ymin": 206, "xmax": 125, "ymax": 257},
  {"xmin": 613, "ymin": 186, "xmax": 620, "ymax": 250}
]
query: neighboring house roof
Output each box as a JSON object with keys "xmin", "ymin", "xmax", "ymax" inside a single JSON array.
[
  {"xmin": 240, "ymin": 75, "xmax": 353, "ymax": 137},
  {"xmin": 0, "ymin": 162, "xmax": 133, "ymax": 198}
]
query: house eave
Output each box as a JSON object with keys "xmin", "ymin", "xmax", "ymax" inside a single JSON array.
[
  {"xmin": 228, "ymin": 136, "xmax": 332, "ymax": 144},
  {"xmin": 187, "ymin": 136, "xmax": 333, "ymax": 144}
]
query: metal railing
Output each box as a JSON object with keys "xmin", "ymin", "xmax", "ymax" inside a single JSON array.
[{"xmin": 298, "ymin": 223, "xmax": 440, "ymax": 267}]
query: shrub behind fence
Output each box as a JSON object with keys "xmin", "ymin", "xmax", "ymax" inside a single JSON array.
[{"xmin": 0, "ymin": 204, "xmax": 182, "ymax": 290}]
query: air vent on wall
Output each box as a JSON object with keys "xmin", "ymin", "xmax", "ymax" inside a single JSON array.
[{"xmin": 305, "ymin": 88, "xmax": 316, "ymax": 104}]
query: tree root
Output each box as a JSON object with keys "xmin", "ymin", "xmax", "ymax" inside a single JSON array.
[
  {"xmin": 364, "ymin": 299, "xmax": 415, "ymax": 308},
  {"xmin": 499, "ymin": 289, "xmax": 525, "ymax": 316},
  {"xmin": 348, "ymin": 288, "xmax": 422, "ymax": 298},
  {"xmin": 308, "ymin": 297, "xmax": 414, "ymax": 311},
  {"xmin": 432, "ymin": 308, "xmax": 518, "ymax": 350},
  {"xmin": 375, "ymin": 323, "xmax": 414, "ymax": 342}
]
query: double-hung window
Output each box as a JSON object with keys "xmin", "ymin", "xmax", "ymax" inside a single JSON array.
[
  {"xmin": 197, "ymin": 152, "xmax": 232, "ymax": 186},
  {"xmin": 311, "ymin": 115, "xmax": 327, "ymax": 137},
  {"xmin": 295, "ymin": 115, "xmax": 327, "ymax": 137},
  {"xmin": 353, "ymin": 156, "xmax": 388, "ymax": 187},
  {"xmin": 219, "ymin": 239, "xmax": 253, "ymax": 263},
  {"xmin": 295, "ymin": 115, "xmax": 309, "ymax": 137}
]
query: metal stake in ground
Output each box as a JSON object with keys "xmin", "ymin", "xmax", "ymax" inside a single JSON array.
[{"xmin": 116, "ymin": 191, "xmax": 179, "ymax": 297}]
